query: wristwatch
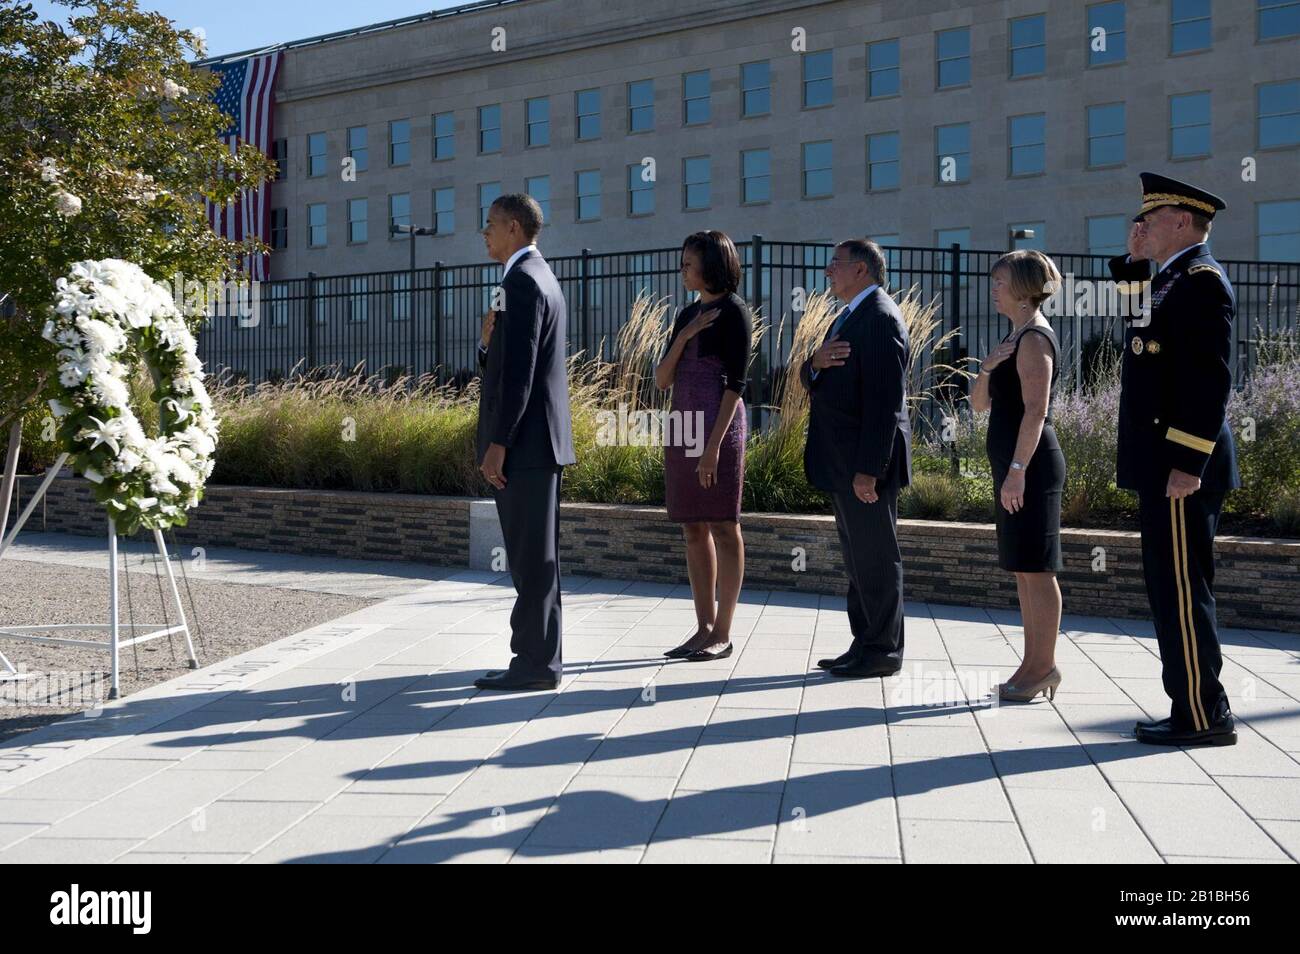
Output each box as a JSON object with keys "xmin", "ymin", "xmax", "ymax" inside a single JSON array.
[{"xmin": 1010, "ymin": 461, "xmax": 1025, "ymax": 471}]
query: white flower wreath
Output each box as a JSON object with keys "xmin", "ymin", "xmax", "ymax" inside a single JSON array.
[{"xmin": 42, "ymin": 259, "xmax": 220, "ymax": 534}]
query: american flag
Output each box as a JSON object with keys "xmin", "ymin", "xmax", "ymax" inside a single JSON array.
[{"xmin": 206, "ymin": 51, "xmax": 283, "ymax": 281}]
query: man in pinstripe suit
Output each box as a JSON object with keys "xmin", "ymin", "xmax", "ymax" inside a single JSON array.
[{"xmin": 799, "ymin": 239, "xmax": 912, "ymax": 679}]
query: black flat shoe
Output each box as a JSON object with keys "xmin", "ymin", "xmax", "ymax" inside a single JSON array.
[
  {"xmin": 1135, "ymin": 716, "xmax": 1236, "ymax": 746},
  {"xmin": 666, "ymin": 630, "xmax": 712, "ymax": 658},
  {"xmin": 816, "ymin": 651, "xmax": 856, "ymax": 671},
  {"xmin": 828, "ymin": 661, "xmax": 900, "ymax": 679},
  {"xmin": 685, "ymin": 642, "xmax": 732, "ymax": 662},
  {"xmin": 474, "ymin": 671, "xmax": 558, "ymax": 691}
]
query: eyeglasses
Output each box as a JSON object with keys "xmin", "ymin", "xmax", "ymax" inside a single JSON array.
[{"xmin": 826, "ymin": 258, "xmax": 857, "ymax": 269}]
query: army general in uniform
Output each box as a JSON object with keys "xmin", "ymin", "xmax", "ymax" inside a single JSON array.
[{"xmin": 1108, "ymin": 172, "xmax": 1241, "ymax": 747}]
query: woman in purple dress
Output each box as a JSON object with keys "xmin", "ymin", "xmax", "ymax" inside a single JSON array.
[{"xmin": 655, "ymin": 231, "xmax": 753, "ymax": 662}]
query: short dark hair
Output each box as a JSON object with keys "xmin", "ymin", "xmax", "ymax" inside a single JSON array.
[
  {"xmin": 682, "ymin": 230, "xmax": 742, "ymax": 295},
  {"xmin": 836, "ymin": 239, "xmax": 887, "ymax": 287},
  {"xmin": 491, "ymin": 193, "xmax": 544, "ymax": 240}
]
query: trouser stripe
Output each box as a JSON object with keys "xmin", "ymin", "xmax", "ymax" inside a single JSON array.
[
  {"xmin": 1169, "ymin": 496, "xmax": 1207, "ymax": 732},
  {"xmin": 1177, "ymin": 497, "xmax": 1209, "ymax": 730}
]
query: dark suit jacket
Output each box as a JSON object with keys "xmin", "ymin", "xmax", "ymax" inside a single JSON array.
[
  {"xmin": 476, "ymin": 249, "xmax": 576, "ymax": 469},
  {"xmin": 1106, "ymin": 246, "xmax": 1239, "ymax": 494},
  {"xmin": 800, "ymin": 286, "xmax": 912, "ymax": 493}
]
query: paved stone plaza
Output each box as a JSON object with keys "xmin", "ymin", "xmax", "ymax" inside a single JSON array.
[{"xmin": 1, "ymin": 534, "xmax": 1297, "ymax": 863}]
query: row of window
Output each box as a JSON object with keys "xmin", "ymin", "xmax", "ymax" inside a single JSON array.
[
  {"xmin": 256, "ymin": 196, "xmax": 1300, "ymax": 331},
  {"xmin": 276, "ymin": 186, "xmax": 1300, "ymax": 263},
  {"xmin": 272, "ymin": 81, "xmax": 1299, "ymax": 249},
  {"xmin": 271, "ymin": 2, "xmax": 1299, "ymax": 180}
]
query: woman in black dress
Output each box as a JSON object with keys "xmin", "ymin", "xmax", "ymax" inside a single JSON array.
[
  {"xmin": 970, "ymin": 250, "xmax": 1067, "ymax": 702},
  {"xmin": 654, "ymin": 231, "xmax": 753, "ymax": 661}
]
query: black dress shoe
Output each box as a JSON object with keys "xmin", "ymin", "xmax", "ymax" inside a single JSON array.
[
  {"xmin": 1134, "ymin": 716, "xmax": 1172, "ymax": 731},
  {"xmin": 685, "ymin": 642, "xmax": 732, "ymax": 662},
  {"xmin": 816, "ymin": 651, "xmax": 856, "ymax": 671},
  {"xmin": 1135, "ymin": 715, "xmax": 1236, "ymax": 746},
  {"xmin": 473, "ymin": 670, "xmax": 558, "ymax": 691},
  {"xmin": 828, "ymin": 660, "xmax": 901, "ymax": 679}
]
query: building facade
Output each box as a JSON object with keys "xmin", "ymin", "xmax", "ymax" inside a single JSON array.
[{"xmin": 205, "ymin": 0, "xmax": 1300, "ymax": 277}]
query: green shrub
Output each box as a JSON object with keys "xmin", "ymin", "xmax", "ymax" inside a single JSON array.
[{"xmin": 899, "ymin": 472, "xmax": 963, "ymax": 520}]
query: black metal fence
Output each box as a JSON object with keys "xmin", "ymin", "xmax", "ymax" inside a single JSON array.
[{"xmin": 197, "ymin": 238, "xmax": 1300, "ymax": 430}]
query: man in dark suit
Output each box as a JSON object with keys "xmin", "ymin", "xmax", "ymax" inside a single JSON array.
[
  {"xmin": 1107, "ymin": 172, "xmax": 1240, "ymax": 746},
  {"xmin": 799, "ymin": 239, "xmax": 912, "ymax": 678},
  {"xmin": 473, "ymin": 194, "xmax": 576, "ymax": 691}
]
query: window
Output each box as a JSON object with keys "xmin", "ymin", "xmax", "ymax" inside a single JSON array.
[
  {"xmin": 526, "ymin": 97, "xmax": 550, "ymax": 147},
  {"xmin": 1171, "ymin": 0, "xmax": 1212, "ymax": 53},
  {"xmin": 433, "ymin": 187, "xmax": 454, "ymax": 234},
  {"xmin": 433, "ymin": 111, "xmax": 455, "ymax": 160},
  {"xmin": 576, "ymin": 88, "xmax": 601, "ymax": 140},
  {"xmin": 1259, "ymin": 0, "xmax": 1300, "ymax": 40},
  {"xmin": 1009, "ymin": 113, "xmax": 1046, "ymax": 176},
  {"xmin": 1087, "ymin": 103, "xmax": 1126, "ymax": 166},
  {"xmin": 1258, "ymin": 80, "xmax": 1300, "ymax": 148},
  {"xmin": 1088, "ymin": 2, "xmax": 1126, "ymax": 66},
  {"xmin": 270, "ymin": 208, "xmax": 287, "ymax": 250},
  {"xmin": 1170, "ymin": 92, "xmax": 1212, "ymax": 158},
  {"xmin": 683, "ymin": 70, "xmax": 711, "ymax": 125},
  {"xmin": 576, "ymin": 170, "xmax": 601, "ymax": 220},
  {"xmin": 683, "ymin": 156, "xmax": 710, "ymax": 209},
  {"xmin": 1010, "ymin": 14, "xmax": 1046, "ymax": 77},
  {"xmin": 307, "ymin": 132, "xmax": 326, "ymax": 177},
  {"xmin": 741, "ymin": 149, "xmax": 770, "ymax": 203},
  {"xmin": 347, "ymin": 126, "xmax": 368, "ymax": 172},
  {"xmin": 391, "ymin": 273, "xmax": 410, "ymax": 322},
  {"xmin": 868, "ymin": 39, "xmax": 900, "ymax": 97},
  {"xmin": 936, "ymin": 122, "xmax": 971, "ymax": 182},
  {"xmin": 1010, "ymin": 222, "xmax": 1045, "ymax": 251},
  {"xmin": 628, "ymin": 163, "xmax": 654, "ymax": 215},
  {"xmin": 936, "ymin": 228, "xmax": 972, "ymax": 286},
  {"xmin": 628, "ymin": 80, "xmax": 654, "ymax": 133},
  {"xmin": 867, "ymin": 132, "xmax": 900, "ymax": 191},
  {"xmin": 348, "ymin": 276, "xmax": 368, "ymax": 323},
  {"xmin": 348, "ymin": 198, "xmax": 367, "ymax": 243},
  {"xmin": 1087, "ymin": 214, "xmax": 1129, "ymax": 255},
  {"xmin": 271, "ymin": 138, "xmax": 287, "ymax": 181},
  {"xmin": 478, "ymin": 182, "xmax": 501, "ymax": 229},
  {"xmin": 936, "ymin": 27, "xmax": 971, "ymax": 88},
  {"xmin": 525, "ymin": 175, "xmax": 550, "ymax": 223},
  {"xmin": 1258, "ymin": 199, "xmax": 1300, "ymax": 260},
  {"xmin": 266, "ymin": 283, "xmax": 289, "ymax": 327},
  {"xmin": 741, "ymin": 61, "xmax": 770, "ymax": 116},
  {"xmin": 478, "ymin": 105, "xmax": 501, "ymax": 154},
  {"xmin": 388, "ymin": 193, "xmax": 410, "ymax": 236},
  {"xmin": 389, "ymin": 120, "xmax": 410, "ymax": 166},
  {"xmin": 803, "ymin": 51, "xmax": 833, "ymax": 108},
  {"xmin": 802, "ymin": 140, "xmax": 833, "ymax": 197},
  {"xmin": 307, "ymin": 202, "xmax": 326, "ymax": 247}
]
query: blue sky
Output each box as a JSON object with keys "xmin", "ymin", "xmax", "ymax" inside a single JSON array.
[{"xmin": 29, "ymin": 0, "xmax": 470, "ymax": 59}]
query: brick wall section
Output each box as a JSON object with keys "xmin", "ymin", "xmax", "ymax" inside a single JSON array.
[{"xmin": 16, "ymin": 478, "xmax": 1300, "ymax": 633}]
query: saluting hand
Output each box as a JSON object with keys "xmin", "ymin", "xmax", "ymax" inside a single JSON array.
[
  {"xmin": 682, "ymin": 306, "xmax": 720, "ymax": 341},
  {"xmin": 981, "ymin": 340, "xmax": 1016, "ymax": 373},
  {"xmin": 812, "ymin": 334, "xmax": 850, "ymax": 371}
]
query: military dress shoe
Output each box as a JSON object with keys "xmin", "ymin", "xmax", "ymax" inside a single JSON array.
[
  {"xmin": 1135, "ymin": 715, "xmax": 1236, "ymax": 746},
  {"xmin": 816, "ymin": 651, "xmax": 857, "ymax": 671},
  {"xmin": 473, "ymin": 670, "xmax": 558, "ymax": 692},
  {"xmin": 1134, "ymin": 716, "xmax": 1172, "ymax": 731},
  {"xmin": 828, "ymin": 660, "xmax": 901, "ymax": 679}
]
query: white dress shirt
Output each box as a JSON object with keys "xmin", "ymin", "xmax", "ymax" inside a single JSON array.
[{"xmin": 1159, "ymin": 243, "xmax": 1205, "ymax": 274}]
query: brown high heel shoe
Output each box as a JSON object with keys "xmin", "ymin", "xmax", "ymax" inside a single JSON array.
[{"xmin": 998, "ymin": 667, "xmax": 1061, "ymax": 702}]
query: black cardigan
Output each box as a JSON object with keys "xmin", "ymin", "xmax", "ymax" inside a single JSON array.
[{"xmin": 664, "ymin": 292, "xmax": 753, "ymax": 396}]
